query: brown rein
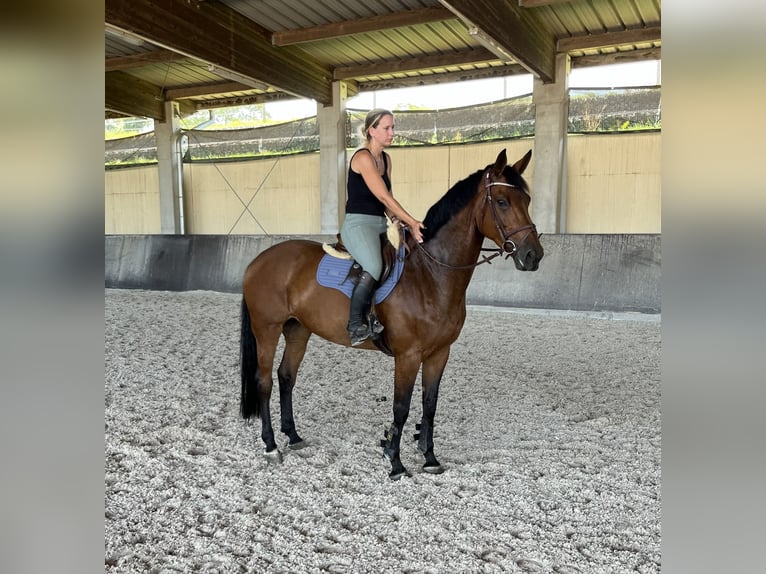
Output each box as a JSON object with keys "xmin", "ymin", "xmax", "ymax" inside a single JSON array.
[{"xmin": 410, "ymin": 173, "xmax": 539, "ymax": 271}]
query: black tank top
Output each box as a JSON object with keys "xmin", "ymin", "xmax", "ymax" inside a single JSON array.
[{"xmin": 345, "ymin": 149, "xmax": 391, "ymax": 217}]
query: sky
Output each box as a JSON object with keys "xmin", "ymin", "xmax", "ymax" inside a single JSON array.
[{"xmin": 266, "ymin": 59, "xmax": 661, "ymax": 121}]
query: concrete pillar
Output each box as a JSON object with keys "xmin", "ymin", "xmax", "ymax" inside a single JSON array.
[
  {"xmin": 318, "ymin": 81, "xmax": 348, "ymax": 234},
  {"xmin": 532, "ymin": 53, "xmax": 570, "ymax": 233},
  {"xmin": 154, "ymin": 101, "xmax": 182, "ymax": 234}
]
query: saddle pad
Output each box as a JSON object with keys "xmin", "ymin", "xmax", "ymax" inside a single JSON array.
[{"xmin": 316, "ymin": 246, "xmax": 405, "ymax": 304}]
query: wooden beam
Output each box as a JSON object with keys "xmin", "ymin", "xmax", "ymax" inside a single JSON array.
[
  {"xmin": 439, "ymin": 0, "xmax": 555, "ymax": 82},
  {"xmin": 165, "ymin": 82, "xmax": 254, "ymax": 100},
  {"xmin": 334, "ymin": 47, "xmax": 500, "ymax": 80},
  {"xmin": 105, "ymin": 49, "xmax": 188, "ymax": 72},
  {"xmin": 105, "ymin": 110, "xmax": 132, "ymax": 120},
  {"xmin": 105, "ymin": 71, "xmax": 165, "ymax": 120},
  {"xmin": 272, "ymin": 6, "xmax": 455, "ymax": 46},
  {"xmin": 105, "ymin": 0, "xmax": 333, "ymax": 104},
  {"xmin": 357, "ymin": 64, "xmax": 528, "ymax": 92},
  {"xmin": 558, "ymin": 27, "xmax": 662, "ymax": 52},
  {"xmin": 519, "ymin": 0, "xmax": 573, "ymax": 7},
  {"xmin": 571, "ymin": 47, "xmax": 661, "ymax": 68},
  {"xmin": 192, "ymin": 92, "xmax": 295, "ymax": 111}
]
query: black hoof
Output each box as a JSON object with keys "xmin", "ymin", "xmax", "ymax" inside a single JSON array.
[
  {"xmin": 389, "ymin": 468, "xmax": 412, "ymax": 481},
  {"xmin": 423, "ymin": 463, "xmax": 445, "ymax": 475},
  {"xmin": 288, "ymin": 439, "xmax": 307, "ymax": 451},
  {"xmin": 263, "ymin": 449, "xmax": 283, "ymax": 465}
]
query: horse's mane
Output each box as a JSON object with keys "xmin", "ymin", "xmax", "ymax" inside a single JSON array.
[{"xmin": 421, "ymin": 164, "xmax": 528, "ymax": 242}]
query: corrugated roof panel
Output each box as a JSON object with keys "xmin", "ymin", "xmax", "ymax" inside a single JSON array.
[
  {"xmin": 105, "ymin": 35, "xmax": 155, "ymax": 58},
  {"xmin": 107, "ymin": 0, "xmax": 660, "ymax": 114},
  {"xmin": 128, "ymin": 61, "xmax": 217, "ymax": 88}
]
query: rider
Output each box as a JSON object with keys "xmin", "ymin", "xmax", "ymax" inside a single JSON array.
[{"xmin": 340, "ymin": 108, "xmax": 425, "ymax": 346}]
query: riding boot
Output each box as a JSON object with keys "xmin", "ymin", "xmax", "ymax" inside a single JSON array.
[{"xmin": 348, "ymin": 271, "xmax": 377, "ymax": 346}]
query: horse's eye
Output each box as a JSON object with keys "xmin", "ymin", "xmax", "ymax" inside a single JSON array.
[{"xmin": 497, "ymin": 198, "xmax": 509, "ymax": 209}]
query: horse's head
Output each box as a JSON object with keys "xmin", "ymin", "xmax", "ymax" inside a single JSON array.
[{"xmin": 476, "ymin": 149, "xmax": 544, "ymax": 271}]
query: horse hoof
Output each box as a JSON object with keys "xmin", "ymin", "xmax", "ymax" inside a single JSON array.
[
  {"xmin": 264, "ymin": 449, "xmax": 283, "ymax": 465},
  {"xmin": 423, "ymin": 464, "xmax": 445, "ymax": 475},
  {"xmin": 288, "ymin": 440, "xmax": 307, "ymax": 451},
  {"xmin": 389, "ymin": 468, "xmax": 412, "ymax": 481}
]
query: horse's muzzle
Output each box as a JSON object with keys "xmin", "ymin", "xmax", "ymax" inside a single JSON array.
[{"xmin": 514, "ymin": 243, "xmax": 544, "ymax": 271}]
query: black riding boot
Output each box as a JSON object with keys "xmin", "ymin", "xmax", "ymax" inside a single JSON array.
[{"xmin": 348, "ymin": 271, "xmax": 380, "ymax": 346}]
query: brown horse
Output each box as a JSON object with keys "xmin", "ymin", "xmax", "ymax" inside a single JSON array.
[{"xmin": 240, "ymin": 149, "xmax": 544, "ymax": 479}]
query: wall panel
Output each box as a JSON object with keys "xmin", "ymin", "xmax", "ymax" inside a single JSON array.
[
  {"xmin": 105, "ymin": 166, "xmax": 161, "ymax": 234},
  {"xmin": 566, "ymin": 132, "xmax": 661, "ymax": 233},
  {"xmin": 104, "ymin": 133, "xmax": 660, "ymax": 234}
]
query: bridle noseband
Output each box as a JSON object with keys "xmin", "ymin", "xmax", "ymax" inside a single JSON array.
[{"xmin": 412, "ymin": 169, "xmax": 540, "ymax": 270}]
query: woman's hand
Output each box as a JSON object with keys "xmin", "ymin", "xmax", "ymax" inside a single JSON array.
[{"xmin": 407, "ymin": 219, "xmax": 425, "ymax": 243}]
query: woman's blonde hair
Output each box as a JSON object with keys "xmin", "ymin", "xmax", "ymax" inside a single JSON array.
[{"xmin": 362, "ymin": 108, "xmax": 393, "ymax": 141}]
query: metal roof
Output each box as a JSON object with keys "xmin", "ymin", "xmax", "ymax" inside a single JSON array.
[{"xmin": 105, "ymin": 0, "xmax": 661, "ymax": 120}]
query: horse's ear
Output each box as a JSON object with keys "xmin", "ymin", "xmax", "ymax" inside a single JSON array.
[
  {"xmin": 512, "ymin": 150, "xmax": 533, "ymax": 175},
  {"xmin": 492, "ymin": 149, "xmax": 508, "ymax": 175}
]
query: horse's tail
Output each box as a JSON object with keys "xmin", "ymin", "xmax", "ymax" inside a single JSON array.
[{"xmin": 240, "ymin": 297, "xmax": 261, "ymax": 420}]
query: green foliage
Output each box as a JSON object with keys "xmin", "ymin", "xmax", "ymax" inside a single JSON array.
[{"xmin": 105, "ymin": 117, "xmax": 153, "ymax": 141}]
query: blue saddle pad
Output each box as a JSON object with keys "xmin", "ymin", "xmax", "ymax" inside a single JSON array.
[{"xmin": 316, "ymin": 246, "xmax": 405, "ymax": 304}]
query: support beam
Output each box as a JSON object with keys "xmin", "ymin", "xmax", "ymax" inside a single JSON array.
[
  {"xmin": 105, "ymin": 49, "xmax": 188, "ymax": 72},
  {"xmin": 190, "ymin": 92, "xmax": 294, "ymax": 111},
  {"xmin": 273, "ymin": 6, "xmax": 455, "ymax": 46},
  {"xmin": 571, "ymin": 47, "xmax": 661, "ymax": 68},
  {"xmin": 557, "ymin": 27, "xmax": 661, "ymax": 52},
  {"xmin": 519, "ymin": 0, "xmax": 573, "ymax": 7},
  {"xmin": 164, "ymin": 82, "xmax": 253, "ymax": 100},
  {"xmin": 318, "ymin": 82, "xmax": 348, "ymax": 234},
  {"xmin": 358, "ymin": 63, "xmax": 527, "ymax": 91},
  {"xmin": 154, "ymin": 101, "xmax": 183, "ymax": 234},
  {"xmin": 334, "ymin": 47, "xmax": 498, "ymax": 80},
  {"xmin": 532, "ymin": 53, "xmax": 569, "ymax": 233},
  {"xmin": 439, "ymin": 0, "xmax": 555, "ymax": 82},
  {"xmin": 105, "ymin": 0, "xmax": 333, "ymax": 104}
]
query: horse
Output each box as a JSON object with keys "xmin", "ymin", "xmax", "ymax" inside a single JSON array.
[{"xmin": 240, "ymin": 148, "xmax": 544, "ymax": 479}]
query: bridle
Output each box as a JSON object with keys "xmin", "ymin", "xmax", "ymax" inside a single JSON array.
[
  {"xmin": 413, "ymin": 169, "xmax": 540, "ymax": 270},
  {"xmin": 482, "ymin": 170, "xmax": 538, "ymax": 258}
]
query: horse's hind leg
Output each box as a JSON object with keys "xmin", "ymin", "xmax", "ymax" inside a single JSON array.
[
  {"xmin": 278, "ymin": 319, "xmax": 311, "ymax": 448},
  {"xmin": 253, "ymin": 323, "xmax": 283, "ymax": 460}
]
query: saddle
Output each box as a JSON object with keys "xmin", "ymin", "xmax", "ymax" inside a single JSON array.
[{"xmin": 322, "ymin": 222, "xmax": 406, "ymax": 286}]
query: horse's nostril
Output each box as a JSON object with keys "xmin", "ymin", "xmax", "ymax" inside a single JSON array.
[{"xmin": 516, "ymin": 247, "xmax": 542, "ymax": 271}]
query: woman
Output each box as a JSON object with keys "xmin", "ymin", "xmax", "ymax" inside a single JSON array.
[{"xmin": 340, "ymin": 108, "xmax": 425, "ymax": 346}]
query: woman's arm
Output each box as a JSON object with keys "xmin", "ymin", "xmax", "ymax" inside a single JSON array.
[{"xmin": 354, "ymin": 151, "xmax": 425, "ymax": 242}]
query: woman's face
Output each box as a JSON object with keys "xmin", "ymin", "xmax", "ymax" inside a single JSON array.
[{"xmin": 370, "ymin": 114, "xmax": 395, "ymax": 147}]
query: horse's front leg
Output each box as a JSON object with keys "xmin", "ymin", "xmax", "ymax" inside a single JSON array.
[
  {"xmin": 415, "ymin": 347, "xmax": 450, "ymax": 474},
  {"xmin": 381, "ymin": 352, "xmax": 420, "ymax": 480}
]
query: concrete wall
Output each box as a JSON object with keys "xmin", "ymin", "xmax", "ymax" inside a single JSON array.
[{"xmin": 105, "ymin": 233, "xmax": 660, "ymax": 313}]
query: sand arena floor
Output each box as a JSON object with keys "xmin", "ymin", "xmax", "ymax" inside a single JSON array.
[{"xmin": 105, "ymin": 289, "xmax": 660, "ymax": 573}]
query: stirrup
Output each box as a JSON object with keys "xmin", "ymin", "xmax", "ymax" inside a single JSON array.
[{"xmin": 369, "ymin": 315, "xmax": 384, "ymax": 337}]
